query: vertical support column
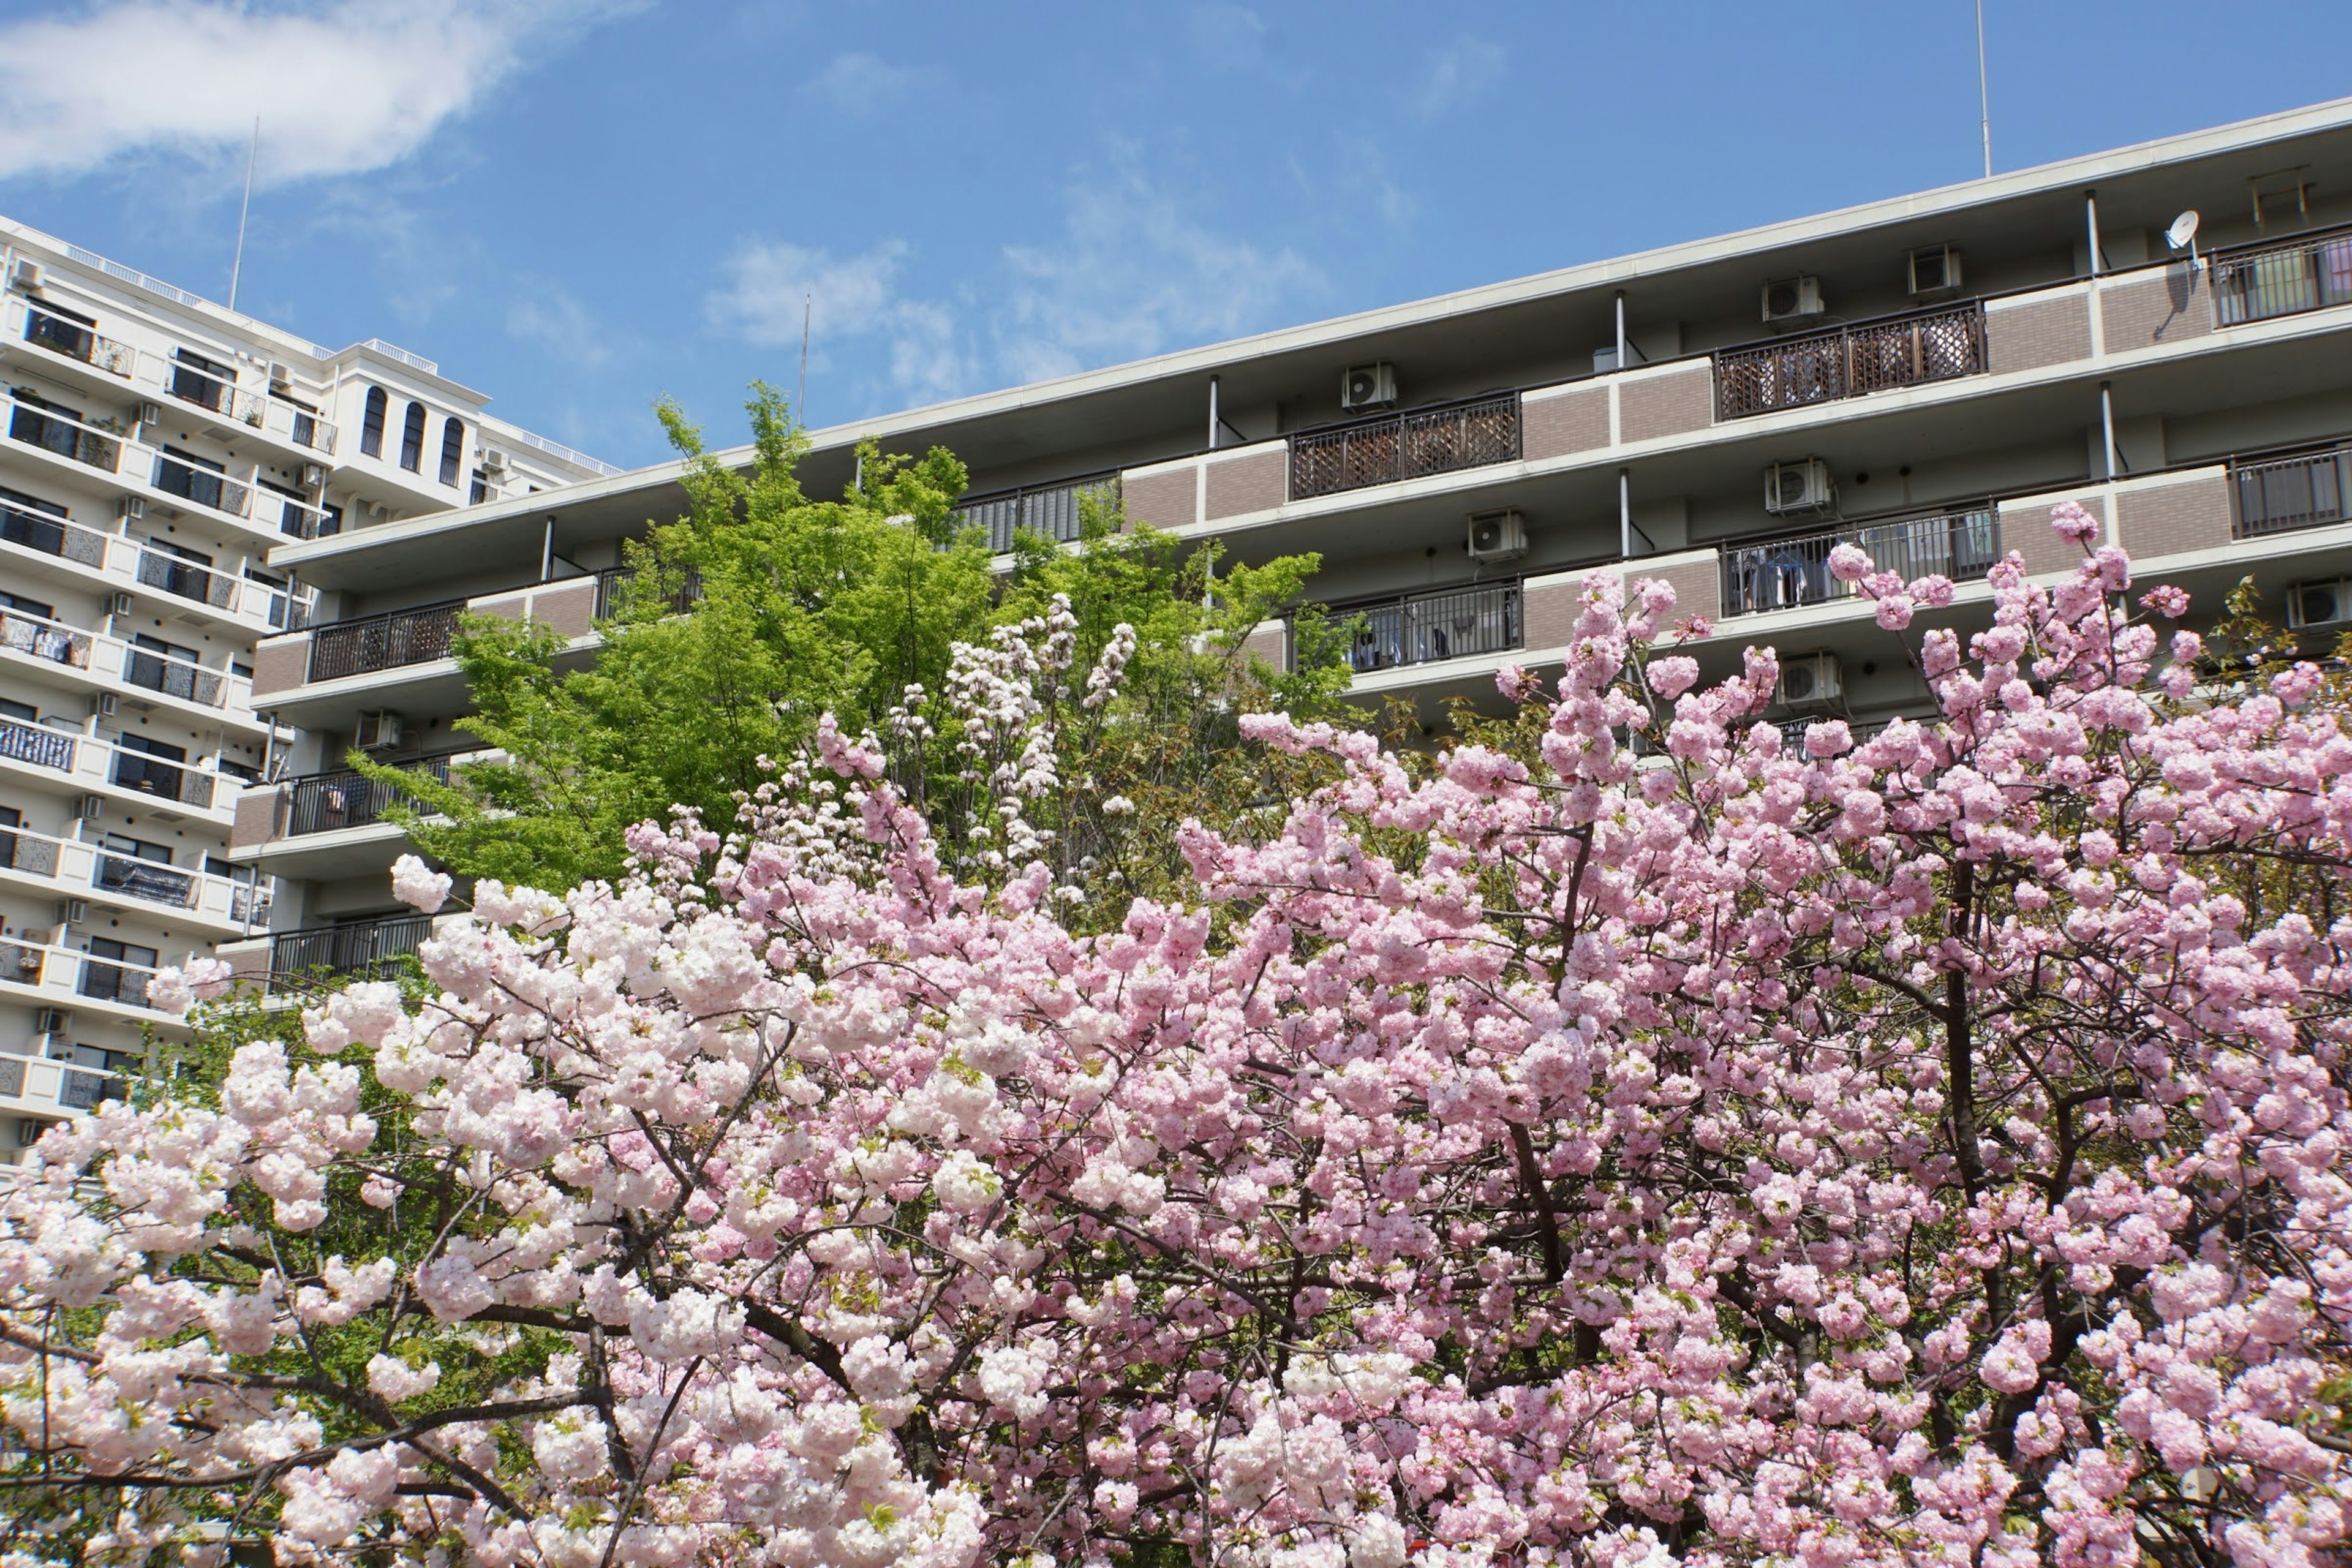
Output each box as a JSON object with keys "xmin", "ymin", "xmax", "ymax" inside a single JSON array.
[
  {"xmin": 2084, "ymin": 189, "xmax": 2102, "ymax": 277},
  {"xmin": 1619, "ymin": 468, "xmax": 1632, "ymax": 560},
  {"xmin": 540, "ymin": 517, "xmax": 555, "ymax": 583},
  {"xmin": 1614, "ymin": 291, "xmax": 1627, "ymax": 371},
  {"xmin": 2100, "ymin": 382, "xmax": 2119, "ymax": 481},
  {"xmin": 1208, "ymin": 375, "xmax": 1221, "ymax": 451}
]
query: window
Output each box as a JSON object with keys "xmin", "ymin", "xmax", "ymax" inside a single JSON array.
[
  {"xmin": 469, "ymin": 469, "xmax": 490, "ymax": 505},
  {"xmin": 399, "ymin": 401, "xmax": 426, "ymax": 472},
  {"xmin": 154, "ymin": 445, "xmax": 227, "ymax": 512},
  {"xmin": 438, "ymin": 417, "xmax": 465, "ymax": 486},
  {"xmin": 0, "ymin": 589, "xmax": 56, "ymax": 620},
  {"xmin": 360, "ymin": 386, "xmax": 387, "ymax": 458},
  {"xmin": 0, "ymin": 486, "xmax": 65, "ymax": 518},
  {"xmin": 169, "ymin": 348, "xmax": 230, "ymax": 413},
  {"xmin": 258, "ymin": 477, "xmax": 313, "ymax": 539},
  {"xmin": 24, "ymin": 302, "xmax": 94, "ymax": 361},
  {"xmin": 0, "ymin": 698, "xmax": 36, "ymax": 723}
]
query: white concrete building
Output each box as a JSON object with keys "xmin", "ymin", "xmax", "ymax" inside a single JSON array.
[{"xmin": 0, "ymin": 219, "xmax": 612, "ymax": 1153}]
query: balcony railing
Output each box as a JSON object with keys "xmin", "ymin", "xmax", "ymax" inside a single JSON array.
[
  {"xmin": 113, "ymin": 750, "xmax": 215, "ymax": 809},
  {"xmin": 2212, "ymin": 224, "xmax": 2352, "ymax": 329},
  {"xmin": 137, "ymin": 550, "xmax": 238, "ymax": 609},
  {"xmin": 167, "ymin": 361, "xmax": 265, "ymax": 428},
  {"xmin": 951, "ymin": 471, "xmax": 1123, "ymax": 552},
  {"xmin": 0, "ymin": 716, "xmax": 74, "ymax": 772},
  {"xmin": 1289, "ymin": 392, "xmax": 1522, "ymax": 501},
  {"xmin": 0, "ymin": 608, "xmax": 92, "ymax": 669},
  {"xmin": 123, "ymin": 646, "xmax": 225, "ymax": 707},
  {"xmin": 1, "ymin": 500, "xmax": 107, "ymax": 568},
  {"xmin": 2231, "ymin": 444, "xmax": 2350, "ymax": 538},
  {"xmin": 270, "ymin": 914, "xmax": 434, "ymax": 982},
  {"xmin": 22, "ymin": 306, "xmax": 134, "ymax": 378},
  {"xmin": 1719, "ymin": 505, "xmax": 2001, "ymax": 617},
  {"xmin": 592, "ymin": 566, "xmax": 703, "ymax": 620},
  {"xmin": 0, "ymin": 827, "xmax": 59, "ymax": 878},
  {"xmin": 1330, "ymin": 580, "xmax": 1523, "ymax": 674},
  {"xmin": 306, "ymin": 600, "xmax": 466, "ymax": 682},
  {"xmin": 152, "ymin": 453, "xmax": 254, "ymax": 518},
  {"xmin": 284, "ymin": 752, "xmax": 456, "ymax": 837},
  {"xmin": 6, "ymin": 396, "xmax": 124, "ymax": 472},
  {"xmin": 77, "ymin": 955, "xmax": 159, "ymax": 1009},
  {"xmin": 1713, "ymin": 302, "xmax": 1988, "ymax": 420},
  {"xmin": 95, "ymin": 854, "xmax": 196, "ymax": 910}
]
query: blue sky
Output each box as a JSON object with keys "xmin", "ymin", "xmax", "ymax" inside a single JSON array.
[{"xmin": 3, "ymin": 0, "xmax": 2349, "ymax": 469}]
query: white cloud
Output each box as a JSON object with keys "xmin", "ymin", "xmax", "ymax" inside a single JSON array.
[
  {"xmin": 993, "ymin": 154, "xmax": 1323, "ymax": 384},
  {"xmin": 802, "ymin": 51, "xmax": 924, "ymax": 113},
  {"xmin": 508, "ymin": 288, "xmax": 612, "ymax": 369},
  {"xmin": 1188, "ymin": 3, "xmax": 1268, "ymax": 70},
  {"xmin": 704, "ymin": 238, "xmax": 973, "ymax": 408},
  {"xmin": 0, "ymin": 0, "xmax": 628, "ymax": 186},
  {"xmin": 1408, "ymin": 36, "xmax": 1504, "ymax": 118}
]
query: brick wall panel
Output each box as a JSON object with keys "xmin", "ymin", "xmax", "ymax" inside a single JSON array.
[
  {"xmin": 2000, "ymin": 495, "xmax": 2106, "ymax": 577},
  {"xmin": 249, "ymin": 634, "xmax": 311, "ymax": 697},
  {"xmin": 2100, "ymin": 267, "xmax": 2212, "ymax": 353},
  {"xmin": 224, "ymin": 944, "xmax": 273, "ymax": 982},
  {"xmin": 1241, "ymin": 620, "xmax": 1289, "ymax": 671},
  {"xmin": 1619, "ymin": 365, "xmax": 1713, "ymax": 443},
  {"xmin": 1632, "ymin": 556, "xmax": 1722, "ymax": 625},
  {"xmin": 472, "ymin": 593, "xmax": 529, "ymax": 622},
  {"xmin": 1204, "ymin": 447, "xmax": 1287, "ymax": 519},
  {"xmin": 1521, "ymin": 576, "xmax": 1586, "ymax": 654},
  {"xmin": 231, "ymin": 786, "xmax": 284, "ymax": 851},
  {"xmin": 1521, "ymin": 387, "xmax": 1610, "ymax": 461},
  {"xmin": 2117, "ymin": 475, "xmax": 2233, "ymax": 562},
  {"xmin": 530, "ymin": 579, "xmax": 598, "ymax": 639},
  {"xmin": 1985, "ymin": 292, "xmax": 2092, "ymax": 374},
  {"xmin": 1123, "ymin": 466, "xmax": 1196, "ymax": 531}
]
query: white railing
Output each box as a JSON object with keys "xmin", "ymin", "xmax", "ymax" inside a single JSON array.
[
  {"xmin": 0, "ymin": 937, "xmax": 180, "ymax": 1017},
  {"xmin": 61, "ymin": 243, "xmax": 213, "ymax": 310},
  {"xmin": 150, "ymin": 450, "xmax": 255, "ymax": 518},
  {"xmin": 507, "ymin": 427, "xmax": 622, "ymax": 477},
  {"xmin": 164, "ymin": 360, "xmax": 266, "ymax": 429},
  {"xmin": 2, "ymin": 391, "xmax": 128, "ymax": 472},
  {"xmin": 0, "ymin": 605, "xmax": 93, "ymax": 670},
  {"xmin": 361, "ymin": 337, "xmax": 439, "ymax": 374},
  {"xmin": 0, "ymin": 602, "xmax": 250, "ymax": 715},
  {"xmin": 0, "ymin": 496, "xmax": 311, "ymax": 632},
  {"xmin": 0, "ymin": 821, "xmax": 270, "ymax": 927},
  {"xmin": 21, "ymin": 303, "xmax": 136, "ymax": 378},
  {"xmin": 0, "ymin": 715, "xmax": 251, "ymax": 815},
  {"xmin": 0, "ymin": 1048, "xmax": 129, "ymax": 1115}
]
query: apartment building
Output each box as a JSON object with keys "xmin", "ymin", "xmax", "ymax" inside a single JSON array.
[
  {"xmin": 0, "ymin": 219, "xmax": 614, "ymax": 1155},
  {"xmin": 225, "ymin": 95, "xmax": 2352, "ymax": 1010}
]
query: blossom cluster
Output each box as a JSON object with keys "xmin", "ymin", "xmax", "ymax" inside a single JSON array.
[{"xmin": 1, "ymin": 507, "xmax": 2347, "ymax": 1567}]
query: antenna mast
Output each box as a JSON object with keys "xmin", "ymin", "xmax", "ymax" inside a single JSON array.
[
  {"xmin": 1975, "ymin": 1, "xmax": 1992, "ymax": 178},
  {"xmin": 228, "ymin": 116, "xmax": 259, "ymax": 310},
  {"xmin": 797, "ymin": 292, "xmax": 811, "ymax": 428}
]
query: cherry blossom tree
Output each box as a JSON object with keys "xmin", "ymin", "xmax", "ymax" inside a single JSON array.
[{"xmin": 2, "ymin": 518, "xmax": 2349, "ymax": 1568}]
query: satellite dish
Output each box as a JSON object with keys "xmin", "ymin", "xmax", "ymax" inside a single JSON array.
[{"xmin": 2166, "ymin": 210, "xmax": 2201, "ymax": 250}]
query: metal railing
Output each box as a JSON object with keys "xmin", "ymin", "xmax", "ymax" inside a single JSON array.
[
  {"xmin": 167, "ymin": 360, "xmax": 265, "ymax": 428},
  {"xmin": 1289, "ymin": 392, "xmax": 1522, "ymax": 501},
  {"xmin": 284, "ymin": 752, "xmax": 456, "ymax": 837},
  {"xmin": 123, "ymin": 646, "xmax": 225, "ymax": 707},
  {"xmin": 152, "ymin": 453, "xmax": 254, "ymax": 518},
  {"xmin": 952, "ymin": 471, "xmax": 1123, "ymax": 552},
  {"xmin": 2230, "ymin": 444, "xmax": 2350, "ymax": 538},
  {"xmin": 6, "ymin": 397, "xmax": 124, "ymax": 472},
  {"xmin": 0, "ymin": 717, "xmax": 74, "ymax": 772},
  {"xmin": 592, "ymin": 566, "xmax": 703, "ymax": 620},
  {"xmin": 113, "ymin": 750, "xmax": 215, "ymax": 809},
  {"xmin": 95, "ymin": 854, "xmax": 195, "ymax": 910},
  {"xmin": 0, "ymin": 608, "xmax": 92, "ymax": 669},
  {"xmin": 77, "ymin": 956, "xmax": 158, "ymax": 1009},
  {"xmin": 1719, "ymin": 506, "xmax": 2001, "ymax": 617},
  {"xmin": 508, "ymin": 427, "xmax": 622, "ymax": 477},
  {"xmin": 2212, "ymin": 224, "xmax": 2352, "ymax": 328},
  {"xmin": 1330, "ymin": 579, "xmax": 1523, "ymax": 673},
  {"xmin": 137, "ymin": 550, "xmax": 237, "ymax": 609},
  {"xmin": 22, "ymin": 306, "xmax": 134, "ymax": 377},
  {"xmin": 1, "ymin": 500, "xmax": 107, "ymax": 567},
  {"xmin": 1714, "ymin": 302, "xmax": 1987, "ymax": 420},
  {"xmin": 306, "ymin": 600, "xmax": 466, "ymax": 682},
  {"xmin": 288, "ymin": 408, "xmax": 337, "ymax": 454},
  {"xmin": 270, "ymin": 914, "xmax": 434, "ymax": 982}
]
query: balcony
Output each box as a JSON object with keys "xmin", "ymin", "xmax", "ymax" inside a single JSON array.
[
  {"xmin": 76, "ymin": 954, "xmax": 158, "ymax": 1009},
  {"xmin": 287, "ymin": 407, "xmax": 337, "ymax": 455},
  {"xmin": 1329, "ymin": 579, "xmax": 1523, "ymax": 674},
  {"xmin": 137, "ymin": 549, "xmax": 236, "ymax": 610},
  {"xmin": 152, "ymin": 452, "xmax": 254, "ymax": 519},
  {"xmin": 1289, "ymin": 392, "xmax": 1521, "ymax": 501},
  {"xmin": 0, "ymin": 715, "xmax": 75, "ymax": 772},
  {"xmin": 269, "ymin": 914, "xmax": 434, "ymax": 983},
  {"xmin": 167, "ymin": 360, "xmax": 265, "ymax": 429},
  {"xmin": 2231, "ymin": 443, "xmax": 2349, "ymax": 538},
  {"xmin": 21, "ymin": 305, "xmax": 134, "ymax": 379},
  {"xmin": 94, "ymin": 852, "xmax": 197, "ymax": 910},
  {"xmin": 0, "ymin": 606, "xmax": 92, "ymax": 671},
  {"xmin": 951, "ymin": 471, "xmax": 1123, "ymax": 552},
  {"xmin": 123, "ymin": 645, "xmax": 226, "ymax": 708},
  {"xmin": 2212, "ymin": 224, "xmax": 2352, "ymax": 329},
  {"xmin": 113, "ymin": 749, "xmax": 216, "ymax": 810},
  {"xmin": 306, "ymin": 599, "xmax": 466, "ymax": 682},
  {"xmin": 1713, "ymin": 302, "xmax": 1987, "ymax": 420},
  {"xmin": 1718, "ymin": 505, "xmax": 2001, "ymax": 618},
  {"xmin": 6, "ymin": 395, "xmax": 124, "ymax": 472},
  {"xmin": 283, "ymin": 752, "xmax": 456, "ymax": 837},
  {"xmin": 0, "ymin": 1050, "xmax": 127, "ymax": 1114},
  {"xmin": 592, "ymin": 566, "xmax": 702, "ymax": 620},
  {"xmin": 1, "ymin": 500, "xmax": 107, "ymax": 569}
]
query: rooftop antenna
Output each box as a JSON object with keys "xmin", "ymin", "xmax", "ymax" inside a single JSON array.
[
  {"xmin": 797, "ymin": 291, "xmax": 810, "ymax": 429},
  {"xmin": 1975, "ymin": 1, "xmax": 1992, "ymax": 178},
  {"xmin": 2166, "ymin": 209, "xmax": 2203, "ymax": 272},
  {"xmin": 227, "ymin": 115, "xmax": 258, "ymax": 311}
]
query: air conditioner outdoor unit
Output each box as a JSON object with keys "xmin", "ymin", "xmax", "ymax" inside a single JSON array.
[
  {"xmin": 87, "ymin": 693, "xmax": 116, "ymax": 718},
  {"xmin": 1907, "ymin": 244, "xmax": 1964, "ymax": 300},
  {"xmin": 301, "ymin": 462, "xmax": 325, "ymax": 489},
  {"xmin": 1762, "ymin": 276, "xmax": 1826, "ymax": 324},
  {"xmin": 1466, "ymin": 508, "xmax": 1529, "ymax": 563},
  {"xmin": 1778, "ymin": 651, "xmax": 1845, "ymax": 709},
  {"xmin": 56, "ymin": 899, "xmax": 87, "ymax": 926},
  {"xmin": 107, "ymin": 592, "xmax": 134, "ymax": 617},
  {"xmin": 1340, "ymin": 363, "xmax": 1398, "ymax": 411},
  {"xmin": 2288, "ymin": 578, "xmax": 2352, "ymax": 629},
  {"xmin": 267, "ymin": 361, "xmax": 292, "ymax": 387},
  {"xmin": 1764, "ymin": 458, "xmax": 1837, "ymax": 516},
  {"xmin": 481, "ymin": 448, "xmax": 510, "ymax": 472},
  {"xmin": 75, "ymin": 794, "xmax": 104, "ymax": 821},
  {"xmin": 355, "ymin": 710, "xmax": 404, "ymax": 752},
  {"xmin": 14, "ymin": 1118, "xmax": 48, "ymax": 1148},
  {"xmin": 138, "ymin": 402, "xmax": 161, "ymax": 428},
  {"xmin": 34, "ymin": 1009, "xmax": 67, "ymax": 1035},
  {"xmin": 118, "ymin": 496, "xmax": 145, "ymax": 521},
  {"xmin": 9, "ymin": 259, "xmax": 42, "ymax": 292}
]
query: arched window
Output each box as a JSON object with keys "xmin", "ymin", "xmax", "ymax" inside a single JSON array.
[
  {"xmin": 358, "ymin": 386, "xmax": 387, "ymax": 458},
  {"xmin": 437, "ymin": 417, "xmax": 465, "ymax": 486},
  {"xmin": 398, "ymin": 401, "xmax": 426, "ymax": 472}
]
